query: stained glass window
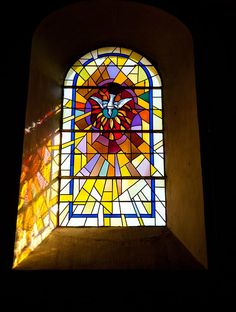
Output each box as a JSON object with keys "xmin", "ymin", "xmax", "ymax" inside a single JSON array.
[{"xmin": 59, "ymin": 47, "xmax": 166, "ymax": 226}]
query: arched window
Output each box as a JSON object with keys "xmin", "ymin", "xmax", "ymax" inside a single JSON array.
[
  {"xmin": 13, "ymin": 1, "xmax": 207, "ymax": 269},
  {"xmin": 59, "ymin": 47, "xmax": 166, "ymax": 227}
]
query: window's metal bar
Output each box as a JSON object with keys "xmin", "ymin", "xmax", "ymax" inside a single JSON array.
[
  {"xmin": 59, "ymin": 175, "xmax": 167, "ymax": 179},
  {"xmin": 60, "ymin": 129, "xmax": 164, "ymax": 133},
  {"xmin": 63, "ymin": 85, "xmax": 162, "ymax": 89}
]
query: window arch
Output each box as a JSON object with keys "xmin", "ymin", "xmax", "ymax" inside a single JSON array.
[
  {"xmin": 59, "ymin": 47, "xmax": 166, "ymax": 227},
  {"xmin": 13, "ymin": 1, "xmax": 208, "ymax": 269}
]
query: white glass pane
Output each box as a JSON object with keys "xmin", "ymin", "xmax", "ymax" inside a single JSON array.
[
  {"xmin": 112, "ymin": 201, "xmax": 121, "ymax": 214},
  {"xmin": 120, "ymin": 201, "xmax": 136, "ymax": 214},
  {"xmin": 142, "ymin": 218, "xmax": 155, "ymax": 226},
  {"xmin": 73, "ymin": 204, "xmax": 84, "ymax": 214},
  {"xmin": 119, "ymin": 190, "xmax": 131, "ymax": 202},
  {"xmin": 85, "ymin": 218, "xmax": 97, "ymax": 226},
  {"xmin": 65, "ymin": 68, "xmax": 76, "ymax": 81},
  {"xmin": 62, "ymin": 132, "xmax": 72, "ymax": 144},
  {"xmin": 153, "ymin": 98, "xmax": 162, "ymax": 109},
  {"xmin": 60, "ymin": 178, "xmax": 70, "ymax": 192},
  {"xmin": 63, "ymin": 88, "xmax": 73, "ymax": 100},
  {"xmin": 152, "ymin": 75, "xmax": 162, "ymax": 87},
  {"xmin": 111, "ymin": 218, "xmax": 122, "ymax": 226},
  {"xmin": 154, "ymin": 153, "xmax": 164, "ymax": 176},
  {"xmin": 155, "ymin": 202, "xmax": 166, "ymax": 220},
  {"xmin": 155, "ymin": 217, "xmax": 166, "ymax": 226},
  {"xmin": 142, "ymin": 185, "xmax": 151, "ymax": 201},
  {"xmin": 153, "ymin": 114, "xmax": 163, "ymax": 130},
  {"xmin": 153, "ymin": 89, "xmax": 162, "ymax": 97},
  {"xmin": 126, "ymin": 218, "xmax": 140, "ymax": 226}
]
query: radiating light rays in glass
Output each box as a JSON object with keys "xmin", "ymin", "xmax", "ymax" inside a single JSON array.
[
  {"xmin": 59, "ymin": 178, "xmax": 166, "ymax": 226},
  {"xmin": 60, "ymin": 47, "xmax": 166, "ymax": 227}
]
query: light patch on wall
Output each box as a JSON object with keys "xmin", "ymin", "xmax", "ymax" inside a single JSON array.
[{"xmin": 13, "ymin": 130, "xmax": 60, "ymax": 268}]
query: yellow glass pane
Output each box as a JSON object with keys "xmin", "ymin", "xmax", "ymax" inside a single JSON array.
[
  {"xmin": 102, "ymin": 192, "xmax": 112, "ymax": 201},
  {"xmin": 86, "ymin": 66, "xmax": 98, "ymax": 76},
  {"xmin": 81, "ymin": 154, "xmax": 87, "ymax": 168},
  {"xmin": 95, "ymin": 179, "xmax": 106, "ymax": 195},
  {"xmin": 130, "ymin": 51, "xmax": 142, "ymax": 62},
  {"xmin": 138, "ymin": 66, "xmax": 147, "ymax": 82},
  {"xmin": 132, "ymin": 154, "xmax": 145, "ymax": 167},
  {"xmin": 81, "ymin": 51, "xmax": 93, "ymax": 60},
  {"xmin": 117, "ymin": 56, "xmax": 127, "ymax": 67},
  {"xmin": 83, "ymin": 179, "xmax": 96, "ymax": 193},
  {"xmin": 72, "ymin": 65, "xmax": 83, "ymax": 74},
  {"xmin": 76, "ymin": 76, "xmax": 85, "ymax": 86},
  {"xmin": 112, "ymin": 180, "xmax": 119, "ymax": 201},
  {"xmin": 138, "ymin": 97, "xmax": 149, "ymax": 109},
  {"xmin": 64, "ymin": 100, "xmax": 72, "ymax": 108},
  {"xmin": 36, "ymin": 218, "xmax": 44, "ymax": 232},
  {"xmin": 151, "ymin": 165, "xmax": 157, "ymax": 175},
  {"xmin": 109, "ymin": 56, "xmax": 118, "ymax": 65},
  {"xmin": 49, "ymin": 194, "xmax": 58, "ymax": 207},
  {"xmin": 154, "ymin": 109, "xmax": 162, "ymax": 118},
  {"xmin": 143, "ymin": 132, "xmax": 150, "ymax": 144},
  {"xmin": 142, "ymin": 120, "xmax": 150, "ymax": 130},
  {"xmin": 122, "ymin": 179, "xmax": 137, "ymax": 193},
  {"xmin": 135, "ymin": 81, "xmax": 147, "ymax": 88},
  {"xmin": 104, "ymin": 179, "xmax": 112, "ymax": 191},
  {"xmin": 117, "ymin": 153, "xmax": 130, "ymax": 167},
  {"xmin": 104, "ymin": 217, "xmax": 111, "ymax": 226},
  {"xmin": 104, "ymin": 58, "xmax": 111, "ymax": 66},
  {"xmin": 76, "ymin": 93, "xmax": 87, "ymax": 104},
  {"xmin": 133, "ymin": 65, "xmax": 140, "ymax": 74},
  {"xmin": 120, "ymin": 165, "xmax": 131, "ymax": 176},
  {"xmin": 74, "ymin": 154, "xmax": 82, "ymax": 175},
  {"xmin": 50, "ymin": 212, "xmax": 57, "ymax": 227},
  {"xmin": 63, "ymin": 115, "xmax": 74, "ymax": 123},
  {"xmin": 79, "ymin": 68, "xmax": 90, "ymax": 81},
  {"xmin": 148, "ymin": 65, "xmax": 158, "ymax": 76},
  {"xmin": 108, "ymin": 154, "xmax": 115, "ymax": 166},
  {"xmin": 138, "ymin": 217, "xmax": 144, "ymax": 226},
  {"xmin": 138, "ymin": 142, "xmax": 150, "ymax": 154},
  {"xmin": 62, "ymin": 140, "xmax": 74, "ymax": 149},
  {"xmin": 127, "ymin": 73, "xmax": 138, "ymax": 84},
  {"xmin": 83, "ymin": 200, "xmax": 95, "ymax": 214},
  {"xmin": 74, "ymin": 132, "xmax": 86, "ymax": 139},
  {"xmin": 59, "ymin": 204, "xmax": 69, "ymax": 221},
  {"xmin": 72, "ymin": 60, "xmax": 83, "ymax": 67},
  {"xmin": 140, "ymin": 56, "xmax": 151, "ymax": 66},
  {"xmin": 121, "ymin": 47, "xmax": 132, "ymax": 56},
  {"xmin": 143, "ymin": 202, "xmax": 152, "ymax": 214},
  {"xmin": 99, "ymin": 47, "xmax": 115, "ymax": 54},
  {"xmin": 121, "ymin": 214, "xmax": 127, "ymax": 226},
  {"xmin": 74, "ymin": 189, "xmax": 89, "ymax": 202},
  {"xmin": 60, "ymin": 194, "xmax": 73, "ymax": 202},
  {"xmin": 103, "ymin": 201, "xmax": 113, "ymax": 213},
  {"xmin": 114, "ymin": 71, "xmax": 127, "ymax": 84},
  {"xmin": 112, "ymin": 47, "xmax": 121, "ymax": 54}
]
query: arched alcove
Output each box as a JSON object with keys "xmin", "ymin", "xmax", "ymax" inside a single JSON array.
[{"xmin": 13, "ymin": 0, "xmax": 207, "ymax": 269}]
